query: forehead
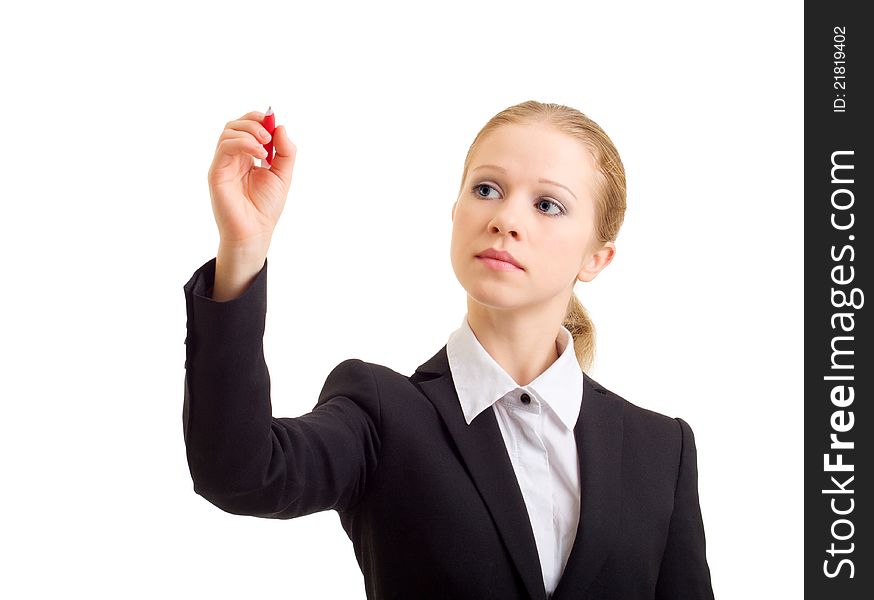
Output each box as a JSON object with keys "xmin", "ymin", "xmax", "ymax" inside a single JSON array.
[{"xmin": 470, "ymin": 122, "xmax": 597, "ymax": 199}]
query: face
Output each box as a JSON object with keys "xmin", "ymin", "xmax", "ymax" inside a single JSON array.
[{"xmin": 450, "ymin": 122, "xmax": 615, "ymax": 313}]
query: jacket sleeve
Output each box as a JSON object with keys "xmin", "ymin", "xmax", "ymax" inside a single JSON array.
[
  {"xmin": 181, "ymin": 257, "xmax": 382, "ymax": 519},
  {"xmin": 654, "ymin": 417, "xmax": 715, "ymax": 599}
]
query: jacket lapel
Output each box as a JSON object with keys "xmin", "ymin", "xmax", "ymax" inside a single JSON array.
[
  {"xmin": 412, "ymin": 346, "xmax": 623, "ymax": 600},
  {"xmin": 550, "ymin": 371, "xmax": 623, "ymax": 599},
  {"xmin": 412, "ymin": 346, "xmax": 547, "ymax": 600}
]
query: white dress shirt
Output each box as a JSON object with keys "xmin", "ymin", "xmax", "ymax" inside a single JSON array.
[{"xmin": 446, "ymin": 313, "xmax": 584, "ymax": 597}]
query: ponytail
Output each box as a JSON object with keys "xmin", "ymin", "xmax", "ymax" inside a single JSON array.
[{"xmin": 563, "ymin": 292, "xmax": 596, "ymax": 373}]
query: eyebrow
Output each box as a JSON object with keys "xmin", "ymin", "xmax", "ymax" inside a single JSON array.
[{"xmin": 472, "ymin": 164, "xmax": 578, "ymax": 202}]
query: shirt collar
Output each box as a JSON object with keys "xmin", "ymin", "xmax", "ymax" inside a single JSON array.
[{"xmin": 446, "ymin": 313, "xmax": 584, "ymax": 430}]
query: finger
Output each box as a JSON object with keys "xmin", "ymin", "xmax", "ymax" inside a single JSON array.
[
  {"xmin": 222, "ymin": 117, "xmax": 273, "ymax": 148},
  {"xmin": 268, "ymin": 125, "xmax": 296, "ymax": 185},
  {"xmin": 215, "ymin": 128, "xmax": 257, "ymax": 151},
  {"xmin": 216, "ymin": 129, "xmax": 248, "ymax": 145},
  {"xmin": 234, "ymin": 110, "xmax": 266, "ymax": 122},
  {"xmin": 216, "ymin": 136, "xmax": 268, "ymax": 162}
]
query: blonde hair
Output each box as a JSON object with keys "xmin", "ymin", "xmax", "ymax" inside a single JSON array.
[{"xmin": 457, "ymin": 100, "xmax": 627, "ymax": 372}]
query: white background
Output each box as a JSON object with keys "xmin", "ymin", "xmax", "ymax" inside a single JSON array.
[{"xmin": 1, "ymin": 0, "xmax": 802, "ymax": 597}]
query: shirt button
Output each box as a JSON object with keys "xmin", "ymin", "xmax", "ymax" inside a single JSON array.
[{"xmin": 520, "ymin": 393, "xmax": 531, "ymax": 404}]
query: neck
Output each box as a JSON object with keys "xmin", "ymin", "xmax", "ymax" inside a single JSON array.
[{"xmin": 465, "ymin": 294, "xmax": 570, "ymax": 386}]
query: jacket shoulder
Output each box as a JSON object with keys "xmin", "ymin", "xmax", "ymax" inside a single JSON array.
[
  {"xmin": 585, "ymin": 372, "xmax": 689, "ymax": 442},
  {"xmin": 324, "ymin": 358, "xmax": 412, "ymax": 388},
  {"xmin": 319, "ymin": 358, "xmax": 418, "ymax": 405}
]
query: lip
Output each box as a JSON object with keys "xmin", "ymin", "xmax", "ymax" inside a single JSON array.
[{"xmin": 475, "ymin": 247, "xmax": 524, "ymax": 271}]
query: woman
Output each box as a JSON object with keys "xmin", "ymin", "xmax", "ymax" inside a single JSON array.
[{"xmin": 182, "ymin": 100, "xmax": 715, "ymax": 599}]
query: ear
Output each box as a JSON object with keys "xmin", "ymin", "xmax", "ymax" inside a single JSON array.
[{"xmin": 577, "ymin": 241, "xmax": 616, "ymax": 283}]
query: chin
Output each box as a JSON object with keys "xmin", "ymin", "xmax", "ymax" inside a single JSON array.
[{"xmin": 464, "ymin": 282, "xmax": 525, "ymax": 311}]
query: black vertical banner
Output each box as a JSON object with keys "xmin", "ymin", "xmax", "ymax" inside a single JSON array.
[{"xmin": 806, "ymin": 3, "xmax": 871, "ymax": 598}]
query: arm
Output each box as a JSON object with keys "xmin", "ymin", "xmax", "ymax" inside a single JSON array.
[
  {"xmin": 182, "ymin": 257, "xmax": 381, "ymax": 518},
  {"xmin": 654, "ymin": 417, "xmax": 715, "ymax": 599}
]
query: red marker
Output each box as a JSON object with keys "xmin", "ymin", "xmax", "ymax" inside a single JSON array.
[{"xmin": 262, "ymin": 106, "xmax": 275, "ymax": 165}]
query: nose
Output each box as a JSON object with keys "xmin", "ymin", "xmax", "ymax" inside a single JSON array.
[{"xmin": 487, "ymin": 194, "xmax": 526, "ymax": 239}]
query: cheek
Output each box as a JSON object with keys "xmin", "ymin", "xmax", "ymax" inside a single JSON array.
[
  {"xmin": 541, "ymin": 235, "xmax": 585, "ymax": 279},
  {"xmin": 449, "ymin": 220, "xmax": 464, "ymax": 255},
  {"xmin": 450, "ymin": 206, "xmax": 476, "ymax": 247},
  {"xmin": 449, "ymin": 220, "xmax": 469, "ymax": 269}
]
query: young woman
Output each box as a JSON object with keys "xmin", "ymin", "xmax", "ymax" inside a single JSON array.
[{"xmin": 182, "ymin": 100, "xmax": 715, "ymax": 599}]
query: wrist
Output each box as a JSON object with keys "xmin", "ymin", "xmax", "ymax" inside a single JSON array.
[
  {"xmin": 217, "ymin": 239, "xmax": 269, "ymax": 266},
  {"xmin": 213, "ymin": 242, "xmax": 269, "ymax": 302}
]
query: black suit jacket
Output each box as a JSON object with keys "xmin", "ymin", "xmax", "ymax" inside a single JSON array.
[{"xmin": 182, "ymin": 257, "xmax": 715, "ymax": 599}]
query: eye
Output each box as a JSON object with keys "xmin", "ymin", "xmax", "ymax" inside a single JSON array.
[
  {"xmin": 471, "ymin": 182, "xmax": 566, "ymax": 218},
  {"xmin": 473, "ymin": 183, "xmax": 500, "ymax": 199},
  {"xmin": 536, "ymin": 198, "xmax": 564, "ymax": 217}
]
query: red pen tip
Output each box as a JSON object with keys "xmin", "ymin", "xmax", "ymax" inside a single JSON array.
[{"xmin": 265, "ymin": 105, "xmax": 273, "ymax": 115}]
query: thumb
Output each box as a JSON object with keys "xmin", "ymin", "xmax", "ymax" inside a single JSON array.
[{"xmin": 269, "ymin": 125, "xmax": 297, "ymax": 186}]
